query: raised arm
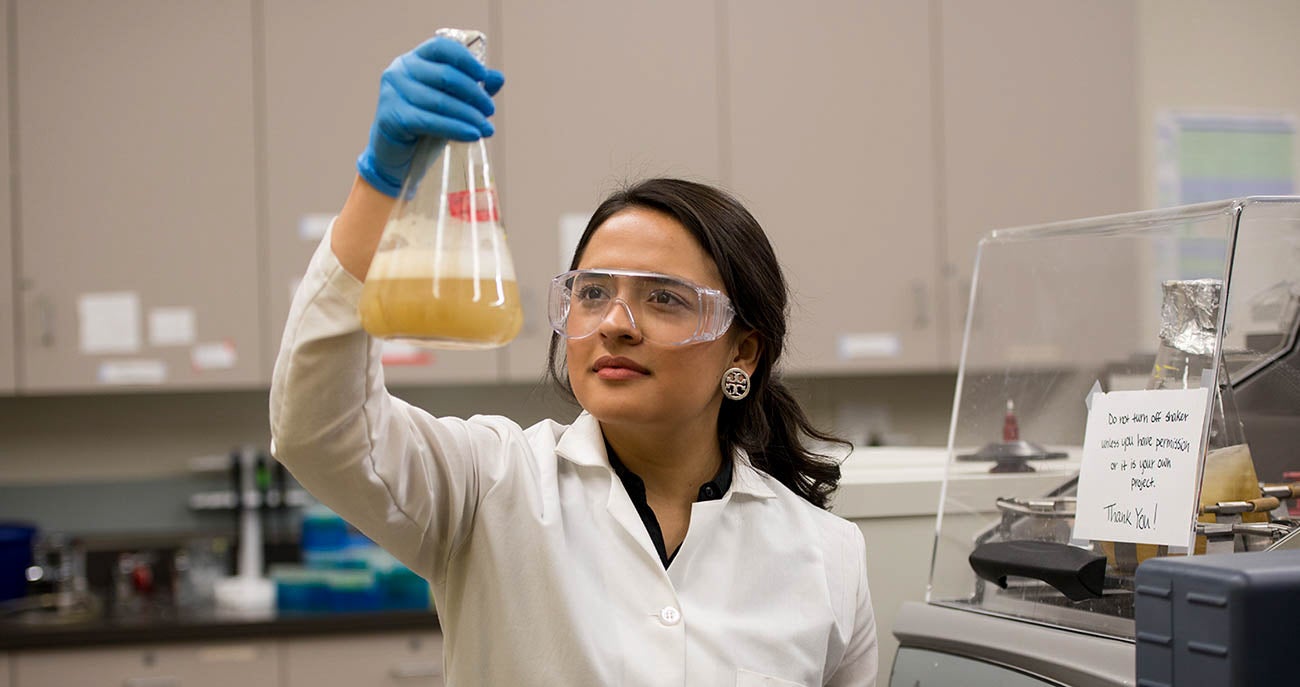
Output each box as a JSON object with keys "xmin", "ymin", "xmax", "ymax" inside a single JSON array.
[{"xmin": 269, "ymin": 35, "xmax": 505, "ymax": 583}]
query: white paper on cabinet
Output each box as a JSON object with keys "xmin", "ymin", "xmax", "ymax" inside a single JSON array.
[
  {"xmin": 558, "ymin": 213, "xmax": 591, "ymax": 273},
  {"xmin": 149, "ymin": 306, "xmax": 197, "ymax": 347},
  {"xmin": 78, "ymin": 292, "xmax": 141, "ymax": 354}
]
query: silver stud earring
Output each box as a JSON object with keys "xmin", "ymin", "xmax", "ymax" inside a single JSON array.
[{"xmin": 721, "ymin": 367, "xmax": 750, "ymax": 401}]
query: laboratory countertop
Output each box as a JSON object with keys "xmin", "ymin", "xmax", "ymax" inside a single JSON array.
[
  {"xmin": 3, "ymin": 446, "xmax": 1078, "ymax": 651},
  {"xmin": 831, "ymin": 445, "xmax": 1081, "ymax": 520},
  {"xmin": 0, "ymin": 602, "xmax": 439, "ymax": 651}
]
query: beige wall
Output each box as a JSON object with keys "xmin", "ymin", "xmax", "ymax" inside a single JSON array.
[
  {"xmin": 0, "ymin": 374, "xmax": 958, "ymax": 485},
  {"xmin": 7, "ymin": 0, "xmax": 1300, "ymax": 486},
  {"xmin": 1138, "ymin": 0, "xmax": 1300, "ymax": 208}
]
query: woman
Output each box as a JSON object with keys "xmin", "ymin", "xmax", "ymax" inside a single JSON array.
[{"xmin": 270, "ymin": 35, "xmax": 877, "ymax": 686}]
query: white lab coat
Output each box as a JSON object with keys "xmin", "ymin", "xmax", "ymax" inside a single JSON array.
[{"xmin": 270, "ymin": 228, "xmax": 878, "ymax": 686}]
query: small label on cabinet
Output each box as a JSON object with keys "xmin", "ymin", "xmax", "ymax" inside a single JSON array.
[
  {"xmin": 837, "ymin": 332, "xmax": 901, "ymax": 359},
  {"xmin": 98, "ymin": 359, "xmax": 167, "ymax": 385},
  {"xmin": 148, "ymin": 306, "xmax": 197, "ymax": 347},
  {"xmin": 197, "ymin": 644, "xmax": 261, "ymax": 663},
  {"xmin": 191, "ymin": 341, "xmax": 237, "ymax": 371},
  {"xmin": 298, "ymin": 213, "xmax": 335, "ymax": 242}
]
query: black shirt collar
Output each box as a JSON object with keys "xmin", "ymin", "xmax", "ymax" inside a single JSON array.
[
  {"xmin": 606, "ymin": 448, "xmax": 733, "ymax": 503},
  {"xmin": 605, "ymin": 444, "xmax": 733, "ymax": 568}
]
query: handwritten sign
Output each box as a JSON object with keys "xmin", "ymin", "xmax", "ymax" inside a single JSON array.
[{"xmin": 1072, "ymin": 388, "xmax": 1210, "ymax": 548}]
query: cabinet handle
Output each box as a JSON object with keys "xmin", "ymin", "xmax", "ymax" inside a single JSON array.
[
  {"xmin": 37, "ymin": 295, "xmax": 55, "ymax": 347},
  {"xmin": 911, "ymin": 281, "xmax": 930, "ymax": 330},
  {"xmin": 519, "ymin": 286, "xmax": 538, "ymax": 336},
  {"xmin": 123, "ymin": 677, "xmax": 182, "ymax": 687},
  {"xmin": 390, "ymin": 661, "xmax": 441, "ymax": 679}
]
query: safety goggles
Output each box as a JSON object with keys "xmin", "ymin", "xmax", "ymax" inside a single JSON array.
[{"xmin": 548, "ymin": 269, "xmax": 735, "ymax": 345}]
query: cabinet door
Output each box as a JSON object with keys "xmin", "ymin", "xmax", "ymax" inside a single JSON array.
[
  {"xmin": 14, "ymin": 0, "xmax": 261, "ymax": 393},
  {"xmin": 496, "ymin": 0, "xmax": 723, "ymax": 382},
  {"xmin": 13, "ymin": 642, "xmax": 277, "ymax": 687},
  {"xmin": 282, "ymin": 631, "xmax": 443, "ymax": 687},
  {"xmin": 0, "ymin": 0, "xmax": 15, "ymax": 394},
  {"xmin": 939, "ymin": 0, "xmax": 1140, "ymax": 362},
  {"xmin": 262, "ymin": 0, "xmax": 500, "ymax": 386},
  {"xmin": 727, "ymin": 0, "xmax": 940, "ymax": 374}
]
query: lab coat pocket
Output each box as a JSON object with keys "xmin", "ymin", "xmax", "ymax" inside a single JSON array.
[{"xmin": 736, "ymin": 668, "xmax": 806, "ymax": 687}]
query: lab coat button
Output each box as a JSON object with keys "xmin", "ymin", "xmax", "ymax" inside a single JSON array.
[{"xmin": 658, "ymin": 606, "xmax": 681, "ymax": 626}]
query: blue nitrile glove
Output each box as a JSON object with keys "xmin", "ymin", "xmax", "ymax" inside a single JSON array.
[{"xmin": 357, "ymin": 36, "xmax": 505, "ymax": 197}]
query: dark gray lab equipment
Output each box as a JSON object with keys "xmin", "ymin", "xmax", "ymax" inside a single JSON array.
[{"xmin": 1134, "ymin": 548, "xmax": 1300, "ymax": 687}]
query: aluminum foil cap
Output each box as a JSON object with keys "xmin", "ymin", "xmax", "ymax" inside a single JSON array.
[
  {"xmin": 1158, "ymin": 278, "xmax": 1222, "ymax": 356},
  {"xmin": 435, "ymin": 28, "xmax": 487, "ymax": 64}
]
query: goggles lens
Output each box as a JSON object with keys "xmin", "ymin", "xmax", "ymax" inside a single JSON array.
[{"xmin": 548, "ymin": 269, "xmax": 735, "ymax": 345}]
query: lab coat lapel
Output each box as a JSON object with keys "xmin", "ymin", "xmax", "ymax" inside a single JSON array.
[
  {"xmin": 667, "ymin": 496, "xmax": 725, "ymax": 586},
  {"xmin": 556, "ymin": 412, "xmax": 666, "ymax": 569},
  {"xmin": 669, "ymin": 453, "xmax": 777, "ymax": 583},
  {"xmin": 730, "ymin": 450, "xmax": 778, "ymax": 499},
  {"xmin": 604, "ymin": 473, "xmax": 665, "ymax": 568},
  {"xmin": 554, "ymin": 411, "xmax": 605, "ymax": 468}
]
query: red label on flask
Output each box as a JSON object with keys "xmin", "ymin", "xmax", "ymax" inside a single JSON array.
[{"xmin": 447, "ymin": 188, "xmax": 500, "ymax": 222}]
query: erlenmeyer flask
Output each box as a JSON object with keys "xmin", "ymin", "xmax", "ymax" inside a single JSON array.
[
  {"xmin": 360, "ymin": 29, "xmax": 523, "ymax": 350},
  {"xmin": 1146, "ymin": 280, "xmax": 1262, "ymax": 549},
  {"xmin": 1103, "ymin": 279, "xmax": 1259, "ymax": 571}
]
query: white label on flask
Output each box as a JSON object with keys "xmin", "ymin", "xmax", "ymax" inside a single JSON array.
[{"xmin": 1072, "ymin": 388, "xmax": 1209, "ymax": 549}]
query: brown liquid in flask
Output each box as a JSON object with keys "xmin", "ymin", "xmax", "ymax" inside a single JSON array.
[{"xmin": 359, "ymin": 29, "xmax": 522, "ymax": 350}]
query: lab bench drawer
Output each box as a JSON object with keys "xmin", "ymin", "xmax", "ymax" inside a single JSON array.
[
  {"xmin": 12, "ymin": 642, "xmax": 277, "ymax": 687},
  {"xmin": 281, "ymin": 631, "xmax": 443, "ymax": 687}
]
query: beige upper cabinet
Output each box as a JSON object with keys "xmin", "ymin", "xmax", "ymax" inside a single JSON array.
[
  {"xmin": 14, "ymin": 0, "xmax": 261, "ymax": 393},
  {"xmin": 261, "ymin": 0, "xmax": 500, "ymax": 387},
  {"xmin": 939, "ymin": 0, "xmax": 1141, "ymax": 363},
  {"xmin": 0, "ymin": 2, "xmax": 15, "ymax": 394},
  {"xmin": 726, "ymin": 0, "xmax": 941, "ymax": 374},
  {"xmin": 496, "ymin": 0, "xmax": 724, "ymax": 383}
]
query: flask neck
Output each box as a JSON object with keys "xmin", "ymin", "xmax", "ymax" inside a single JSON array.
[
  {"xmin": 1147, "ymin": 277, "xmax": 1246, "ymax": 449},
  {"xmin": 1146, "ymin": 344, "xmax": 1246, "ymax": 449}
]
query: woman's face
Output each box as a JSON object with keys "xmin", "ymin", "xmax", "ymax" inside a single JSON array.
[{"xmin": 565, "ymin": 207, "xmax": 755, "ymax": 431}]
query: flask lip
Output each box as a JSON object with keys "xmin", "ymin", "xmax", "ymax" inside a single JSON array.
[
  {"xmin": 1158, "ymin": 278, "xmax": 1222, "ymax": 356},
  {"xmin": 435, "ymin": 28, "xmax": 488, "ymax": 64}
]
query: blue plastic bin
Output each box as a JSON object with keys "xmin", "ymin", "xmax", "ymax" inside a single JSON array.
[{"xmin": 0, "ymin": 523, "xmax": 36, "ymax": 602}]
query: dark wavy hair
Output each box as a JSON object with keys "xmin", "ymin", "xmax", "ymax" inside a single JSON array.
[{"xmin": 546, "ymin": 178, "xmax": 846, "ymax": 509}]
